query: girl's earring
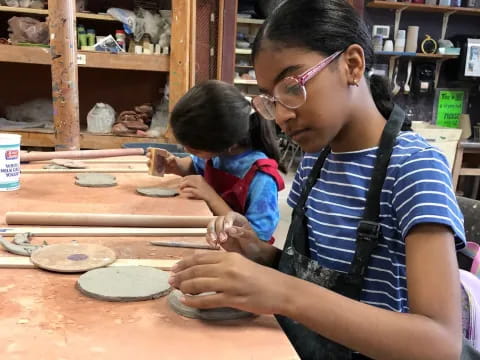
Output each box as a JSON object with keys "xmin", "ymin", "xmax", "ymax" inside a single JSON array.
[{"xmin": 351, "ymin": 79, "xmax": 359, "ymax": 87}]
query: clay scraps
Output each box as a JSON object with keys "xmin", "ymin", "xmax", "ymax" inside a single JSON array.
[{"xmin": 112, "ymin": 104, "xmax": 154, "ymax": 136}]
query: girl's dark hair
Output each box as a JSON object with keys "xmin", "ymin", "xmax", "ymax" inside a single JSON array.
[
  {"xmin": 170, "ymin": 80, "xmax": 285, "ymax": 170},
  {"xmin": 252, "ymin": 0, "xmax": 394, "ymax": 119}
]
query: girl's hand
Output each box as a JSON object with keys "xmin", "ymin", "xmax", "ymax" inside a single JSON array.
[
  {"xmin": 179, "ymin": 175, "xmax": 219, "ymax": 203},
  {"xmin": 206, "ymin": 212, "xmax": 276, "ymax": 266},
  {"xmin": 169, "ymin": 251, "xmax": 292, "ymax": 315},
  {"xmin": 146, "ymin": 148, "xmax": 182, "ymax": 176}
]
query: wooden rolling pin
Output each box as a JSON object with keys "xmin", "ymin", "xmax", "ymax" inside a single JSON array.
[
  {"xmin": 21, "ymin": 148, "xmax": 145, "ymax": 162},
  {"xmin": 6, "ymin": 212, "xmax": 214, "ymax": 228}
]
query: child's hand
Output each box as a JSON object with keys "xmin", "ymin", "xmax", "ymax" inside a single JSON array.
[
  {"xmin": 179, "ymin": 175, "xmax": 219, "ymax": 203},
  {"xmin": 169, "ymin": 251, "xmax": 291, "ymax": 315},
  {"xmin": 206, "ymin": 212, "xmax": 265, "ymax": 263},
  {"xmin": 146, "ymin": 148, "xmax": 180, "ymax": 176}
]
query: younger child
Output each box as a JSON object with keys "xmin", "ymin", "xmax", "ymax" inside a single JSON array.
[{"xmin": 149, "ymin": 80, "xmax": 285, "ymax": 242}]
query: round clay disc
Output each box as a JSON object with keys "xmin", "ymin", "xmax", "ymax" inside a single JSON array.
[
  {"xmin": 136, "ymin": 187, "xmax": 179, "ymax": 197},
  {"xmin": 30, "ymin": 243, "xmax": 116, "ymax": 273},
  {"xmin": 75, "ymin": 173, "xmax": 117, "ymax": 187},
  {"xmin": 52, "ymin": 159, "xmax": 87, "ymax": 169},
  {"xmin": 77, "ymin": 266, "xmax": 171, "ymax": 302},
  {"xmin": 167, "ymin": 289, "xmax": 253, "ymax": 321}
]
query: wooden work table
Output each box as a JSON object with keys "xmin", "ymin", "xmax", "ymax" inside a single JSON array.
[{"xmin": 0, "ymin": 157, "xmax": 299, "ymax": 360}]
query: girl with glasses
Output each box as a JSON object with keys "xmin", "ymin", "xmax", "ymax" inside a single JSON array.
[
  {"xmin": 148, "ymin": 80, "xmax": 285, "ymax": 243},
  {"xmin": 168, "ymin": 1, "xmax": 466, "ymax": 358}
]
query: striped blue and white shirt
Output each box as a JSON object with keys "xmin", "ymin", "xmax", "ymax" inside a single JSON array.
[{"xmin": 287, "ymin": 131, "xmax": 466, "ymax": 313}]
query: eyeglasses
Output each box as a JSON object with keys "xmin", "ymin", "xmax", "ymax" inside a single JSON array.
[{"xmin": 252, "ymin": 51, "xmax": 343, "ymax": 120}]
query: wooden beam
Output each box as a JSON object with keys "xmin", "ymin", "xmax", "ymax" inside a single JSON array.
[
  {"xmin": 169, "ymin": 0, "xmax": 192, "ymax": 111},
  {"xmin": 218, "ymin": 0, "xmax": 238, "ymax": 83},
  {"xmin": 48, "ymin": 0, "xmax": 80, "ymax": 150},
  {"xmin": 0, "ymin": 227, "xmax": 207, "ymax": 237},
  {"xmin": 0, "ymin": 257, "xmax": 178, "ymax": 270}
]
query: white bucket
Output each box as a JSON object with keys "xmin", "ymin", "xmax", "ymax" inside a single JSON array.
[{"xmin": 0, "ymin": 134, "xmax": 21, "ymax": 191}]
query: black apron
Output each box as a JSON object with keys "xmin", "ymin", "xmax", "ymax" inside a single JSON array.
[{"xmin": 275, "ymin": 105, "xmax": 405, "ymax": 360}]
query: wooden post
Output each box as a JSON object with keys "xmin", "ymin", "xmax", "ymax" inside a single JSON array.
[
  {"xmin": 169, "ymin": 0, "xmax": 192, "ymax": 112},
  {"xmin": 48, "ymin": 0, "xmax": 80, "ymax": 150},
  {"xmin": 218, "ymin": 0, "xmax": 237, "ymax": 83}
]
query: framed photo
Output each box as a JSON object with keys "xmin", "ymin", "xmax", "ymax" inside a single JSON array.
[{"xmin": 465, "ymin": 38, "xmax": 480, "ymax": 77}]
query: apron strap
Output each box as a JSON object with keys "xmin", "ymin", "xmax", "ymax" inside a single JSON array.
[
  {"xmin": 291, "ymin": 147, "xmax": 331, "ymax": 257},
  {"xmin": 348, "ymin": 104, "xmax": 406, "ymax": 279}
]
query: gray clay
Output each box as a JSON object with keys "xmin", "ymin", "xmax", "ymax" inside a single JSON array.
[
  {"xmin": 167, "ymin": 289, "xmax": 253, "ymax": 321},
  {"xmin": 0, "ymin": 236, "xmax": 45, "ymax": 256},
  {"xmin": 75, "ymin": 173, "xmax": 117, "ymax": 187},
  {"xmin": 136, "ymin": 187, "xmax": 179, "ymax": 198},
  {"xmin": 52, "ymin": 159, "xmax": 87, "ymax": 169},
  {"xmin": 43, "ymin": 164, "xmax": 68, "ymax": 170},
  {"xmin": 77, "ymin": 266, "xmax": 171, "ymax": 302}
]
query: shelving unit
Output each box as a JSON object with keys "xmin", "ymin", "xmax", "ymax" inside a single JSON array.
[
  {"xmin": 375, "ymin": 51, "xmax": 459, "ymax": 60},
  {"xmin": 234, "ymin": 16, "xmax": 263, "ymax": 97},
  {"xmin": 367, "ymin": 1, "xmax": 480, "ymax": 39},
  {"xmin": 0, "ymin": 1, "xmax": 194, "ymax": 149},
  {"xmin": 0, "ymin": 5, "xmax": 118, "ymax": 21}
]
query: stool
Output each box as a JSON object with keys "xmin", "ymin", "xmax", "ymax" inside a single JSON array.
[{"xmin": 452, "ymin": 141, "xmax": 480, "ymax": 198}]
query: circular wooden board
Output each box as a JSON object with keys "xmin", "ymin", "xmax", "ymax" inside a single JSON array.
[
  {"xmin": 136, "ymin": 187, "xmax": 179, "ymax": 198},
  {"xmin": 75, "ymin": 173, "xmax": 117, "ymax": 187},
  {"xmin": 30, "ymin": 243, "xmax": 116, "ymax": 273},
  {"xmin": 77, "ymin": 266, "xmax": 171, "ymax": 302},
  {"xmin": 168, "ymin": 289, "xmax": 254, "ymax": 321}
]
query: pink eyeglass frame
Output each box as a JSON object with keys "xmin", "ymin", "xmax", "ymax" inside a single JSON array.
[{"xmin": 253, "ymin": 50, "xmax": 343, "ymax": 110}]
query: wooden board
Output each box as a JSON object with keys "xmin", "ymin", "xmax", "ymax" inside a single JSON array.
[
  {"xmin": 367, "ymin": 0, "xmax": 480, "ymax": 15},
  {"xmin": 0, "ymin": 227, "xmax": 206, "ymax": 237},
  {"xmin": 0, "ymin": 256, "xmax": 178, "ymax": 270},
  {"xmin": 22, "ymin": 168, "xmax": 147, "ymax": 174}
]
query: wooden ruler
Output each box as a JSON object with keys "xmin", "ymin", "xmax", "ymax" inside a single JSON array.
[
  {"xmin": 0, "ymin": 257, "xmax": 178, "ymax": 270},
  {"xmin": 0, "ymin": 227, "xmax": 207, "ymax": 237},
  {"xmin": 22, "ymin": 168, "xmax": 148, "ymax": 174}
]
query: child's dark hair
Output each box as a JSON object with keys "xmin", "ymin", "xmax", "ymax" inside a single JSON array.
[
  {"xmin": 170, "ymin": 80, "xmax": 285, "ymax": 170},
  {"xmin": 252, "ymin": 0, "xmax": 394, "ymax": 120}
]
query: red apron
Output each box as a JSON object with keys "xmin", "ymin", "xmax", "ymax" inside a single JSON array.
[{"xmin": 204, "ymin": 158, "xmax": 285, "ymax": 244}]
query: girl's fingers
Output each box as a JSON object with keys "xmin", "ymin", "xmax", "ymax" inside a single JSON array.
[
  {"xmin": 176, "ymin": 278, "xmax": 223, "ymax": 296},
  {"xmin": 171, "ymin": 252, "xmax": 224, "ymax": 273},
  {"xmin": 181, "ymin": 292, "xmax": 230, "ymax": 310}
]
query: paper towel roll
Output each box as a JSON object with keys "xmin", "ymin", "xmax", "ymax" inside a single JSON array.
[{"xmin": 406, "ymin": 26, "xmax": 419, "ymax": 53}]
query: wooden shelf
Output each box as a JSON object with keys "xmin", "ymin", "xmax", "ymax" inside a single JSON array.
[
  {"xmin": 0, "ymin": 44, "xmax": 50, "ymax": 65},
  {"xmin": 78, "ymin": 51, "xmax": 169, "ymax": 72},
  {"xmin": 367, "ymin": 1, "xmax": 480, "ymax": 15},
  {"xmin": 237, "ymin": 17, "xmax": 265, "ymax": 25},
  {"xmin": 76, "ymin": 12, "xmax": 118, "ymax": 22},
  {"xmin": 0, "ymin": 45, "xmax": 169, "ymax": 72},
  {"xmin": 0, "ymin": 5, "xmax": 48, "ymax": 15},
  {"xmin": 235, "ymin": 64, "xmax": 254, "ymax": 69},
  {"xmin": 0, "ymin": 6, "xmax": 119, "ymax": 21},
  {"xmin": 235, "ymin": 48, "xmax": 252, "ymax": 55},
  {"xmin": 234, "ymin": 79, "xmax": 257, "ymax": 85},
  {"xmin": 375, "ymin": 51, "xmax": 459, "ymax": 59},
  {"xmin": 0, "ymin": 129, "xmax": 166, "ymax": 149}
]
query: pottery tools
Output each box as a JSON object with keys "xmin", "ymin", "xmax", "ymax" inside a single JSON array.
[
  {"xmin": 6, "ymin": 212, "xmax": 215, "ymax": 228},
  {"xmin": 150, "ymin": 241, "xmax": 219, "ymax": 250},
  {"xmin": 21, "ymin": 148, "xmax": 145, "ymax": 163},
  {"xmin": 148, "ymin": 148, "xmax": 166, "ymax": 177}
]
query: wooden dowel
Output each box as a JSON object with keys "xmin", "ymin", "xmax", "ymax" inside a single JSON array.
[
  {"xmin": 0, "ymin": 257, "xmax": 178, "ymax": 270},
  {"xmin": 150, "ymin": 241, "xmax": 218, "ymax": 250},
  {"xmin": 21, "ymin": 148, "xmax": 145, "ymax": 162},
  {"xmin": 22, "ymin": 168, "xmax": 147, "ymax": 174},
  {"xmin": 6, "ymin": 212, "xmax": 214, "ymax": 228},
  {"xmin": 0, "ymin": 227, "xmax": 207, "ymax": 237}
]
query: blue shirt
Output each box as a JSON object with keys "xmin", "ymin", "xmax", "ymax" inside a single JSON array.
[
  {"xmin": 192, "ymin": 151, "xmax": 281, "ymax": 241},
  {"xmin": 288, "ymin": 132, "xmax": 465, "ymax": 312}
]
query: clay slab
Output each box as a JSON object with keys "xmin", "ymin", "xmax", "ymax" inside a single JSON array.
[
  {"xmin": 75, "ymin": 173, "xmax": 117, "ymax": 187},
  {"xmin": 168, "ymin": 289, "xmax": 254, "ymax": 321},
  {"xmin": 136, "ymin": 187, "xmax": 179, "ymax": 197},
  {"xmin": 30, "ymin": 243, "xmax": 116, "ymax": 273},
  {"xmin": 77, "ymin": 266, "xmax": 171, "ymax": 302}
]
